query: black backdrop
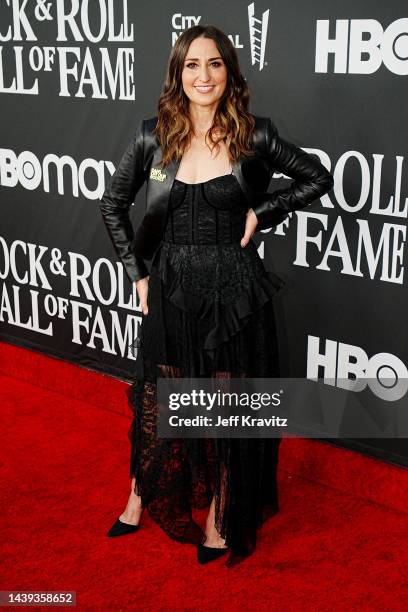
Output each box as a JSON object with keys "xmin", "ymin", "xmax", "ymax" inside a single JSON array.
[{"xmin": 1, "ymin": 1, "xmax": 407, "ymax": 466}]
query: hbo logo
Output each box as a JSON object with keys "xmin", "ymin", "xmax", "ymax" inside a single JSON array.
[{"xmin": 307, "ymin": 336, "xmax": 408, "ymax": 401}]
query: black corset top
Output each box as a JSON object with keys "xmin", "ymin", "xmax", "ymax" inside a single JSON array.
[{"xmin": 164, "ymin": 173, "xmax": 249, "ymax": 245}]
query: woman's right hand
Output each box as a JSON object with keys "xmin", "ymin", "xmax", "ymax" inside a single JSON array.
[{"xmin": 135, "ymin": 276, "xmax": 150, "ymax": 315}]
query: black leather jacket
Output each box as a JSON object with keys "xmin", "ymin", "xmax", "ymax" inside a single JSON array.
[{"xmin": 99, "ymin": 114, "xmax": 334, "ymax": 283}]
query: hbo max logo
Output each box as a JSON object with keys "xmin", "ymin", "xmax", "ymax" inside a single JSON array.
[{"xmin": 307, "ymin": 336, "xmax": 408, "ymax": 401}]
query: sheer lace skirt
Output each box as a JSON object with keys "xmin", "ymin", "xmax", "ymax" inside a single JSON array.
[{"xmin": 127, "ymin": 239, "xmax": 285, "ymax": 564}]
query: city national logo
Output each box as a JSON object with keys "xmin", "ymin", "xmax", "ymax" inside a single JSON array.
[{"xmin": 248, "ymin": 2, "xmax": 270, "ymax": 71}]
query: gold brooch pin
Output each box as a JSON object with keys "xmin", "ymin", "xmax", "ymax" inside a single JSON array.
[{"xmin": 150, "ymin": 167, "xmax": 167, "ymax": 182}]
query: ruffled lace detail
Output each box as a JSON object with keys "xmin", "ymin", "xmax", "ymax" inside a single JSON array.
[{"xmin": 151, "ymin": 239, "xmax": 285, "ymax": 362}]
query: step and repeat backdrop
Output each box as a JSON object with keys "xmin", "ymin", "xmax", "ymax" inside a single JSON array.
[{"xmin": 0, "ymin": 1, "xmax": 407, "ymax": 465}]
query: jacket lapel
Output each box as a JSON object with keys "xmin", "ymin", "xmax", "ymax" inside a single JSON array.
[
  {"xmin": 231, "ymin": 156, "xmax": 253, "ymax": 205},
  {"xmin": 145, "ymin": 149, "xmax": 181, "ymax": 231}
]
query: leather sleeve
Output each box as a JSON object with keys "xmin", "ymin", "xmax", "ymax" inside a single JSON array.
[
  {"xmin": 99, "ymin": 120, "xmax": 149, "ymax": 283},
  {"xmin": 252, "ymin": 118, "xmax": 334, "ymax": 231}
]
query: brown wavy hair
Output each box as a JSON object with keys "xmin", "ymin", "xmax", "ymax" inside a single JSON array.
[{"xmin": 154, "ymin": 24, "xmax": 256, "ymax": 167}]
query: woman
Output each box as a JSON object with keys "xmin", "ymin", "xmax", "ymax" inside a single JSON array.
[{"xmin": 99, "ymin": 24, "xmax": 334, "ymax": 567}]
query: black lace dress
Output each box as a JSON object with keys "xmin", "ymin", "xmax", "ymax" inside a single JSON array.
[{"xmin": 127, "ymin": 169, "xmax": 286, "ymax": 565}]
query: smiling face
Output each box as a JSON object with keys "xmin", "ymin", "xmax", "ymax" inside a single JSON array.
[{"xmin": 181, "ymin": 36, "xmax": 228, "ymax": 109}]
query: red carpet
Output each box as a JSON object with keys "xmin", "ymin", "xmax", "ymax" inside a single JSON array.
[{"xmin": 1, "ymin": 341, "xmax": 408, "ymax": 610}]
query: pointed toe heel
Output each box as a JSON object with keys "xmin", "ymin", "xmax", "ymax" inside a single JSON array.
[
  {"xmin": 197, "ymin": 543, "xmax": 229, "ymax": 564},
  {"xmin": 106, "ymin": 517, "xmax": 140, "ymax": 538}
]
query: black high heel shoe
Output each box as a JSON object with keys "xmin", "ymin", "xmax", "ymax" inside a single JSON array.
[
  {"xmin": 197, "ymin": 542, "xmax": 229, "ymax": 564},
  {"xmin": 106, "ymin": 517, "xmax": 140, "ymax": 538}
]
